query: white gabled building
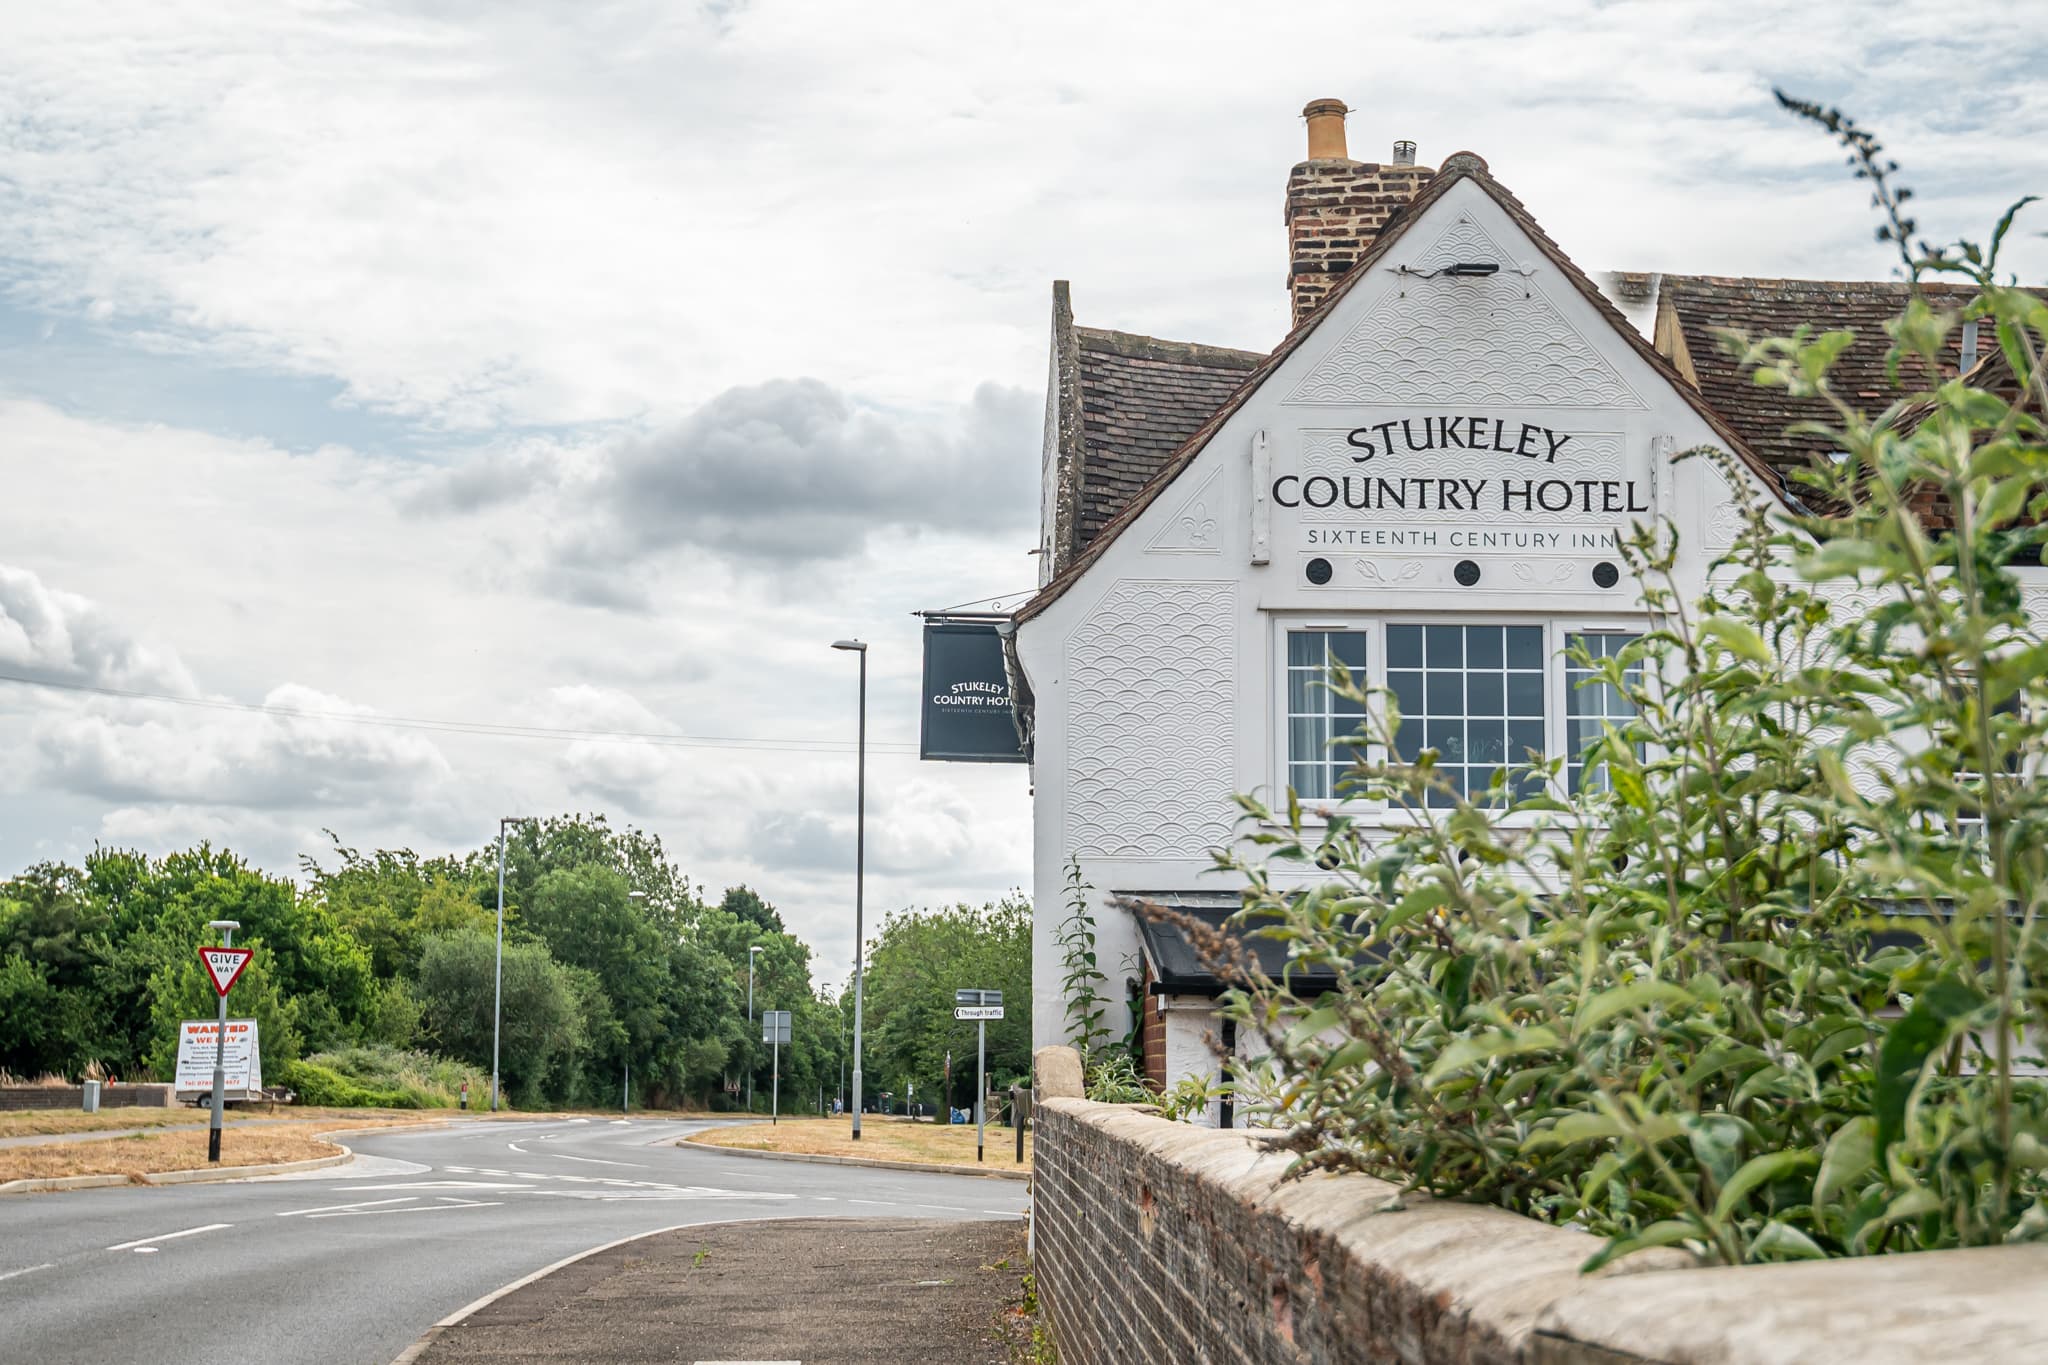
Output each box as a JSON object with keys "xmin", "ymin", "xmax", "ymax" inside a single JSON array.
[{"xmin": 1001, "ymin": 99, "xmax": 2021, "ymax": 1123}]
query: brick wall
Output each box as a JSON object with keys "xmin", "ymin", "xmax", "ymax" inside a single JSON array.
[
  {"xmin": 1029, "ymin": 1092, "xmax": 2048, "ymax": 1364},
  {"xmin": 1139, "ymin": 967, "xmax": 1166, "ymax": 1092},
  {"xmin": 1285, "ymin": 158, "xmax": 1434, "ymax": 327},
  {"xmin": 0, "ymin": 1084, "xmax": 176, "ymax": 1111}
]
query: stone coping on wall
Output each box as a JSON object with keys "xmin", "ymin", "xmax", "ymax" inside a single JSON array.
[{"xmin": 1031, "ymin": 1095, "xmax": 2048, "ymax": 1365}]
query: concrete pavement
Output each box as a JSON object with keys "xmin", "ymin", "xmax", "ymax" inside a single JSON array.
[
  {"xmin": 412, "ymin": 1217, "xmax": 1029, "ymax": 1364},
  {"xmin": 0, "ymin": 1116, "xmax": 1030, "ymax": 1365}
]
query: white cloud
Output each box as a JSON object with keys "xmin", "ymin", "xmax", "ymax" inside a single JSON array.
[
  {"xmin": 0, "ymin": 562, "xmax": 196, "ymax": 695},
  {"xmin": 3, "ymin": 2, "xmax": 2041, "ymax": 437},
  {"xmin": 33, "ymin": 682, "xmax": 453, "ymax": 809}
]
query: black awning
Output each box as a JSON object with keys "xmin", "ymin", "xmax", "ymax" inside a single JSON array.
[{"xmin": 1123, "ymin": 891, "xmax": 1352, "ymax": 999}]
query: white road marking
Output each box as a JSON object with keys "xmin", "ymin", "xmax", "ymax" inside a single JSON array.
[
  {"xmin": 548, "ymin": 1153, "xmax": 646, "ymax": 1167},
  {"xmin": 844, "ymin": 1198, "xmax": 896, "ymax": 1207},
  {"xmin": 0, "ymin": 1263, "xmax": 55, "ymax": 1283},
  {"xmin": 307, "ymin": 1201, "xmax": 504, "ymax": 1219},
  {"xmin": 106, "ymin": 1223, "xmax": 231, "ymax": 1252},
  {"xmin": 278, "ymin": 1197, "xmax": 416, "ymax": 1217},
  {"xmin": 506, "ymin": 1142, "xmax": 528, "ymax": 1153},
  {"xmin": 343, "ymin": 1180, "xmax": 532, "ymax": 1191}
]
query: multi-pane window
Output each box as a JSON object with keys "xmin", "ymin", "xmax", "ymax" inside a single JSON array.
[
  {"xmin": 1565, "ymin": 633, "xmax": 1642, "ymax": 794},
  {"xmin": 1387, "ymin": 624, "xmax": 1545, "ymax": 807},
  {"xmin": 1285, "ymin": 630, "xmax": 1367, "ymax": 799}
]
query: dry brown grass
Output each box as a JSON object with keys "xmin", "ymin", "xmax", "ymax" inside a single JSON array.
[
  {"xmin": 690, "ymin": 1116, "xmax": 1033, "ymax": 1170},
  {"xmin": 0, "ymin": 1119, "xmax": 406, "ymax": 1182},
  {"xmin": 0, "ymin": 1104, "xmax": 444, "ymax": 1141},
  {"xmin": 0, "ymin": 1103, "xmax": 721, "ymax": 1142}
]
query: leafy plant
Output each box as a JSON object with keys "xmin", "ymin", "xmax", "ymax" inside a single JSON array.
[
  {"xmin": 1055, "ymin": 860, "xmax": 1112, "ymax": 1057},
  {"xmin": 1157, "ymin": 1070, "xmax": 1231, "ymax": 1123},
  {"xmin": 1212, "ymin": 106, "xmax": 2048, "ymax": 1269},
  {"xmin": 1082, "ymin": 1050, "xmax": 1153, "ymax": 1105}
]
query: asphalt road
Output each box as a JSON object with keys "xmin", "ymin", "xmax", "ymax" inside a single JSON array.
[{"xmin": 0, "ymin": 1117, "xmax": 1031, "ymax": 1365}]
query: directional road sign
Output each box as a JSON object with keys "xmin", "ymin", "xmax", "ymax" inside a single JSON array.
[
  {"xmin": 762, "ymin": 1009, "xmax": 792, "ymax": 1045},
  {"xmin": 199, "ymin": 947, "xmax": 253, "ymax": 997},
  {"xmin": 955, "ymin": 988, "xmax": 1003, "ymax": 1007},
  {"xmin": 954, "ymin": 1005, "xmax": 1005, "ymax": 1021}
]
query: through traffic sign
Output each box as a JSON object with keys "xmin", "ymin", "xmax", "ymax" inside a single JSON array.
[
  {"xmin": 199, "ymin": 947, "xmax": 253, "ymax": 997},
  {"xmin": 954, "ymin": 1005, "xmax": 1004, "ymax": 1021}
]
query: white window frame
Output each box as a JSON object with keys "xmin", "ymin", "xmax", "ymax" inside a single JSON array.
[
  {"xmin": 1558, "ymin": 625, "xmax": 1649, "ymax": 797},
  {"xmin": 1269, "ymin": 614, "xmax": 1650, "ymax": 824}
]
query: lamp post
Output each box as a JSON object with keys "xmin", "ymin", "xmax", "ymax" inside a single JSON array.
[
  {"xmin": 746, "ymin": 944, "xmax": 763, "ymax": 1112},
  {"xmin": 625, "ymin": 890, "xmax": 646, "ymax": 1112},
  {"xmin": 204, "ymin": 919, "xmax": 239, "ymax": 1164},
  {"xmin": 492, "ymin": 816, "xmax": 537, "ymax": 1112},
  {"xmin": 831, "ymin": 638, "xmax": 868, "ymax": 1139}
]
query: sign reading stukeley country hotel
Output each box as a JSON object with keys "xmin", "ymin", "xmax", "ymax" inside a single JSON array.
[{"xmin": 1276, "ymin": 413, "xmax": 1651, "ymax": 552}]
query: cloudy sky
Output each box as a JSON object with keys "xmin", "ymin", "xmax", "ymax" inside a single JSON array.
[{"xmin": 3, "ymin": 0, "xmax": 2044, "ymax": 982}]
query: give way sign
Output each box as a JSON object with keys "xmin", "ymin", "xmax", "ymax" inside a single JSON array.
[{"xmin": 199, "ymin": 947, "xmax": 253, "ymax": 997}]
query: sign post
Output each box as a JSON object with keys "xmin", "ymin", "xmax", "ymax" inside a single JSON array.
[
  {"xmin": 919, "ymin": 620, "xmax": 1026, "ymax": 763},
  {"xmin": 198, "ymin": 923, "xmax": 247, "ymax": 1164},
  {"xmin": 762, "ymin": 1010, "xmax": 791, "ymax": 1126},
  {"xmin": 954, "ymin": 989, "xmax": 1004, "ymax": 1163}
]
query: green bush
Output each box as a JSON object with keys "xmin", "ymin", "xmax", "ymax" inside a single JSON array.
[
  {"xmin": 280, "ymin": 1045, "xmax": 489, "ymax": 1109},
  {"xmin": 1211, "ymin": 111, "xmax": 2048, "ymax": 1270},
  {"xmin": 277, "ymin": 1058, "xmax": 412, "ymax": 1109}
]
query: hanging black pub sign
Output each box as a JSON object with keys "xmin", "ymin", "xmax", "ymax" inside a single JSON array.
[{"xmin": 920, "ymin": 619, "xmax": 1026, "ymax": 764}]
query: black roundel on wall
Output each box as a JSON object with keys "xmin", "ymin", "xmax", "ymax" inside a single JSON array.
[
  {"xmin": 1454, "ymin": 559, "xmax": 1481, "ymax": 586},
  {"xmin": 1305, "ymin": 557, "xmax": 1333, "ymax": 585},
  {"xmin": 1593, "ymin": 561, "xmax": 1620, "ymax": 589}
]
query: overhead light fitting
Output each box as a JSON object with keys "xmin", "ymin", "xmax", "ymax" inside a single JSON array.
[{"xmin": 1393, "ymin": 260, "xmax": 1511, "ymax": 280}]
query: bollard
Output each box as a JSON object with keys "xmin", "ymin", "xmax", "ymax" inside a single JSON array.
[{"xmin": 1011, "ymin": 1084, "xmax": 1029, "ymax": 1164}]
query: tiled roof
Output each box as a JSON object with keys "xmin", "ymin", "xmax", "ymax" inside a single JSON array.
[
  {"xmin": 1075, "ymin": 328, "xmax": 1263, "ymax": 547},
  {"xmin": 1660, "ymin": 276, "xmax": 1984, "ymax": 487}
]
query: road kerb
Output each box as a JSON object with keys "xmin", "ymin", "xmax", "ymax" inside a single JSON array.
[
  {"xmin": 678, "ymin": 1134, "xmax": 1032, "ymax": 1182},
  {"xmin": 387, "ymin": 1217, "xmax": 797, "ymax": 1365},
  {"xmin": 0, "ymin": 1173, "xmax": 133, "ymax": 1196},
  {"xmin": 141, "ymin": 1145, "xmax": 355, "ymax": 1184}
]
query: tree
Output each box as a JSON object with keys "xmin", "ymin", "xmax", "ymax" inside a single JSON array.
[
  {"xmin": 414, "ymin": 929, "xmax": 585, "ymax": 1105},
  {"xmin": 719, "ymin": 885, "xmax": 784, "ymax": 935},
  {"xmin": 861, "ymin": 897, "xmax": 1032, "ymax": 1114}
]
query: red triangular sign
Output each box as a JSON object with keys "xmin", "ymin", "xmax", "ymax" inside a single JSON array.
[{"xmin": 199, "ymin": 947, "xmax": 253, "ymax": 997}]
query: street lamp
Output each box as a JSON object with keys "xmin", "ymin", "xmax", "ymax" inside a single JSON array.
[
  {"xmin": 747, "ymin": 943, "xmax": 763, "ymax": 1112},
  {"xmin": 624, "ymin": 890, "xmax": 647, "ymax": 1110},
  {"xmin": 831, "ymin": 637, "xmax": 868, "ymax": 1139},
  {"xmin": 493, "ymin": 816, "xmax": 538, "ymax": 1112}
]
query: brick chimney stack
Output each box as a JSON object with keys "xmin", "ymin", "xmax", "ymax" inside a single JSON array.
[{"xmin": 1285, "ymin": 99, "xmax": 1434, "ymax": 327}]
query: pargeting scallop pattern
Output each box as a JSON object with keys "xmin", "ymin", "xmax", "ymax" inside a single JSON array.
[
  {"xmin": 1285, "ymin": 215, "xmax": 1644, "ymax": 409},
  {"xmin": 1065, "ymin": 580, "xmax": 1235, "ymax": 858}
]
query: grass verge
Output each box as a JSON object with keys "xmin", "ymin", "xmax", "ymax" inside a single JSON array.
[
  {"xmin": 689, "ymin": 1115, "xmax": 1033, "ymax": 1170},
  {"xmin": 0, "ymin": 1104, "xmax": 443, "ymax": 1140},
  {"xmin": 0, "ymin": 1120, "xmax": 403, "ymax": 1182}
]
